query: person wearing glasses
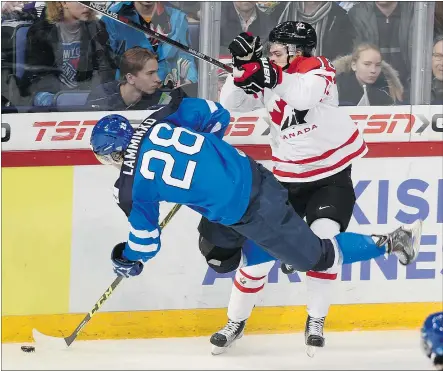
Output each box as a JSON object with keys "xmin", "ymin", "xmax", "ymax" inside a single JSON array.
[{"xmin": 432, "ymin": 35, "xmax": 443, "ymax": 105}]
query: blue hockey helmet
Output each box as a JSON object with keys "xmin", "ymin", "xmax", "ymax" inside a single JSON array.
[
  {"xmin": 90, "ymin": 114, "xmax": 134, "ymax": 166},
  {"xmin": 421, "ymin": 311, "xmax": 443, "ymax": 369}
]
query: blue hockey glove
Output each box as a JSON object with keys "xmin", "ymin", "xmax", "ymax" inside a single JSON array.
[{"xmin": 111, "ymin": 242, "xmax": 144, "ymax": 277}]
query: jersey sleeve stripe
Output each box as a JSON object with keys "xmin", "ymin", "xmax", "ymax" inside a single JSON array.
[
  {"xmin": 129, "ymin": 226, "xmax": 160, "ymax": 239},
  {"xmin": 210, "ymin": 122, "xmax": 222, "ymax": 133},
  {"xmin": 127, "ymin": 240, "xmax": 159, "ymax": 253},
  {"xmin": 205, "ymin": 100, "xmax": 218, "ymax": 113}
]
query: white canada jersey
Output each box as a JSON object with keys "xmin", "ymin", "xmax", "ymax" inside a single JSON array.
[{"xmin": 220, "ymin": 56, "xmax": 368, "ymax": 182}]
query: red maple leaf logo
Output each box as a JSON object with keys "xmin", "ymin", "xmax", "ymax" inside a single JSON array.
[{"xmin": 269, "ymin": 99, "xmax": 287, "ymax": 126}]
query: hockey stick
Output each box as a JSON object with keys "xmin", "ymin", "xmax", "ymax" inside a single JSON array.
[
  {"xmin": 32, "ymin": 203, "xmax": 182, "ymax": 350},
  {"xmin": 79, "ymin": 1, "xmax": 233, "ymax": 73}
]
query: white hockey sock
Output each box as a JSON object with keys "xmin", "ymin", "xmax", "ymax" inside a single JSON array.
[
  {"xmin": 306, "ymin": 218, "xmax": 341, "ymax": 318},
  {"xmin": 227, "ymin": 261, "xmax": 274, "ymax": 322}
]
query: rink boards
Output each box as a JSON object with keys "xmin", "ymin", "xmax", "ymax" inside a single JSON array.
[{"xmin": 2, "ymin": 105, "xmax": 442, "ymax": 342}]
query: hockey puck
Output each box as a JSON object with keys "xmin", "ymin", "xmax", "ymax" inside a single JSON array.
[{"xmin": 21, "ymin": 346, "xmax": 35, "ymax": 353}]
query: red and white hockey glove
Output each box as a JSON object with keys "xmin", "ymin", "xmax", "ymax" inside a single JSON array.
[{"xmin": 233, "ymin": 57, "xmax": 282, "ymax": 95}]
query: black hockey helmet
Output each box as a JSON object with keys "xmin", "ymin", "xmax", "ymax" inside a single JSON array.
[{"xmin": 268, "ymin": 21, "xmax": 317, "ymax": 56}]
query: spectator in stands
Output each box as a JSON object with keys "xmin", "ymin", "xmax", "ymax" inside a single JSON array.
[
  {"xmin": 1, "ymin": 1, "xmax": 40, "ymax": 22},
  {"xmin": 333, "ymin": 43, "xmax": 403, "ymax": 106},
  {"xmin": 256, "ymin": 1, "xmax": 280, "ymax": 16},
  {"xmin": 20, "ymin": 1, "xmax": 116, "ymax": 105},
  {"xmin": 220, "ymin": 2, "xmax": 274, "ymax": 55},
  {"xmin": 168, "ymin": 2, "xmax": 200, "ymax": 22},
  {"xmin": 348, "ymin": 2, "xmax": 414, "ymax": 87},
  {"xmin": 432, "ymin": 35, "xmax": 443, "ymax": 105},
  {"xmin": 270, "ymin": 1, "xmax": 355, "ymax": 60},
  {"xmin": 86, "ymin": 46, "xmax": 167, "ymax": 110},
  {"xmin": 101, "ymin": 1, "xmax": 197, "ymax": 88}
]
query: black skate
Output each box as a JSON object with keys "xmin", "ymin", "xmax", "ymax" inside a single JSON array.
[
  {"xmin": 305, "ymin": 315, "xmax": 325, "ymax": 358},
  {"xmin": 210, "ymin": 319, "xmax": 245, "ymax": 355},
  {"xmin": 373, "ymin": 219, "xmax": 422, "ymax": 265}
]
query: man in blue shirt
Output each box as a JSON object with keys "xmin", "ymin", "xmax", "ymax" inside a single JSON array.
[{"xmin": 101, "ymin": 1, "xmax": 197, "ymax": 87}]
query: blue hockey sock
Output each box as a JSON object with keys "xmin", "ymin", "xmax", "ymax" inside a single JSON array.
[{"xmin": 334, "ymin": 232, "xmax": 386, "ymax": 265}]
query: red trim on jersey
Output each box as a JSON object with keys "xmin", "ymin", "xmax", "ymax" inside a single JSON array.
[
  {"xmin": 239, "ymin": 269, "xmax": 267, "ymax": 281},
  {"xmin": 285, "ymin": 56, "xmax": 309, "ymax": 74},
  {"xmin": 273, "ymin": 142, "xmax": 368, "ymax": 179},
  {"xmin": 272, "ymin": 129, "xmax": 361, "ymax": 165},
  {"xmin": 306, "ymin": 271, "xmax": 338, "ymax": 280},
  {"xmin": 317, "ymin": 74, "xmax": 336, "ymax": 95},
  {"xmin": 286, "ymin": 56, "xmax": 336, "ymax": 74},
  {"xmin": 233, "ymin": 279, "xmax": 265, "ymax": 293},
  {"xmin": 316, "ymin": 56, "xmax": 336, "ymax": 74}
]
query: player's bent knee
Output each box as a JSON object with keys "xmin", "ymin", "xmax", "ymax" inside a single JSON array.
[
  {"xmin": 199, "ymin": 235, "xmax": 242, "ymax": 273},
  {"xmin": 242, "ymin": 260, "xmax": 274, "ymax": 277},
  {"xmin": 234, "ymin": 261, "xmax": 274, "ymax": 293},
  {"xmin": 307, "ymin": 205, "xmax": 351, "ymax": 232},
  {"xmin": 310, "ymin": 218, "xmax": 341, "ymax": 239}
]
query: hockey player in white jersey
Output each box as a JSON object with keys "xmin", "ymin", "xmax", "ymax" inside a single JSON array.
[{"xmin": 212, "ymin": 21, "xmax": 368, "ymax": 356}]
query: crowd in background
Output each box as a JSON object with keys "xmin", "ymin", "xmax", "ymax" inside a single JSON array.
[{"xmin": 1, "ymin": 1, "xmax": 442, "ymax": 112}]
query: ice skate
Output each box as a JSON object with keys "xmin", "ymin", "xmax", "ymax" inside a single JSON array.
[
  {"xmin": 373, "ymin": 219, "xmax": 422, "ymax": 265},
  {"xmin": 210, "ymin": 319, "xmax": 245, "ymax": 355},
  {"xmin": 305, "ymin": 315, "xmax": 325, "ymax": 358}
]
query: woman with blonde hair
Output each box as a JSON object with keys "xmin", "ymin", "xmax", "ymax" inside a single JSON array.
[
  {"xmin": 20, "ymin": 1, "xmax": 116, "ymax": 105},
  {"xmin": 333, "ymin": 43, "xmax": 403, "ymax": 106}
]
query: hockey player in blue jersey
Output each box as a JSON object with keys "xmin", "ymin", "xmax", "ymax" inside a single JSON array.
[
  {"xmin": 422, "ymin": 311, "xmax": 443, "ymax": 370},
  {"xmin": 90, "ymin": 92, "xmax": 422, "ymax": 330}
]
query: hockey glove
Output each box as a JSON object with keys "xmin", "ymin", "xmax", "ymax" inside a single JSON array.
[
  {"xmin": 233, "ymin": 57, "xmax": 282, "ymax": 95},
  {"xmin": 111, "ymin": 242, "xmax": 144, "ymax": 278},
  {"xmin": 228, "ymin": 32, "xmax": 263, "ymax": 68}
]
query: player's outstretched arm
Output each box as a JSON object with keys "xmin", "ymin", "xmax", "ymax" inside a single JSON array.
[
  {"xmin": 111, "ymin": 202, "xmax": 161, "ymax": 277},
  {"xmin": 220, "ymin": 74, "xmax": 265, "ymax": 112}
]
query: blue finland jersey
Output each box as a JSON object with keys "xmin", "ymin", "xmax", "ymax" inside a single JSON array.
[{"xmin": 119, "ymin": 98, "xmax": 253, "ymax": 262}]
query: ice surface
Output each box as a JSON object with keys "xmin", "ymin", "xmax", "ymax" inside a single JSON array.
[{"xmin": 2, "ymin": 330, "xmax": 433, "ymax": 370}]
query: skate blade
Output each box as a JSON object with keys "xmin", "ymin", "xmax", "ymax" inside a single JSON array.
[
  {"xmin": 409, "ymin": 219, "xmax": 423, "ymax": 264},
  {"xmin": 306, "ymin": 345, "xmax": 317, "ymax": 358},
  {"xmin": 211, "ymin": 344, "xmax": 228, "ymax": 356},
  {"xmin": 211, "ymin": 341, "xmax": 237, "ymax": 356},
  {"xmin": 211, "ymin": 336, "xmax": 241, "ymax": 356}
]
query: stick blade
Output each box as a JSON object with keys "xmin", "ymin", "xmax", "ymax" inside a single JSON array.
[{"xmin": 32, "ymin": 328, "xmax": 69, "ymax": 350}]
